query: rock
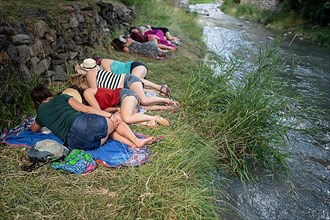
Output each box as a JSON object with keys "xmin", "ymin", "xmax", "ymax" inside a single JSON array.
[
  {"xmin": 6, "ymin": 43, "xmax": 18, "ymax": 64},
  {"xmin": 18, "ymin": 64, "xmax": 32, "ymax": 82},
  {"xmin": 53, "ymin": 65, "xmax": 68, "ymax": 82},
  {"xmin": 30, "ymin": 38, "xmax": 43, "ymax": 57},
  {"xmin": 16, "ymin": 44, "xmax": 30, "ymax": 64},
  {"xmin": 12, "ymin": 34, "xmax": 34, "ymax": 45},
  {"xmin": 0, "ymin": 34, "xmax": 8, "ymax": 49},
  {"xmin": 68, "ymin": 17, "xmax": 79, "ymax": 29},
  {"xmin": 31, "ymin": 57, "xmax": 51, "ymax": 75},
  {"xmin": 34, "ymin": 20, "xmax": 49, "ymax": 38}
]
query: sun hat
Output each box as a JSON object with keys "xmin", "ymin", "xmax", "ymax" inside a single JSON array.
[
  {"xmin": 80, "ymin": 58, "xmax": 97, "ymax": 69},
  {"xmin": 62, "ymin": 88, "xmax": 82, "ymax": 103}
]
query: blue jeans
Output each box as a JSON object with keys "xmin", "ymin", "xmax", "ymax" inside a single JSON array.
[
  {"xmin": 123, "ymin": 74, "xmax": 143, "ymax": 88},
  {"xmin": 66, "ymin": 114, "xmax": 108, "ymax": 150}
]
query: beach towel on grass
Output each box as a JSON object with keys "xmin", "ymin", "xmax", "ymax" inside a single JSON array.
[{"xmin": 1, "ymin": 118, "xmax": 151, "ymax": 168}]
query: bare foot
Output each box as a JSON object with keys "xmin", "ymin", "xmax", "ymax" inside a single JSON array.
[
  {"xmin": 155, "ymin": 115, "xmax": 170, "ymax": 126},
  {"xmin": 134, "ymin": 137, "xmax": 154, "ymax": 148}
]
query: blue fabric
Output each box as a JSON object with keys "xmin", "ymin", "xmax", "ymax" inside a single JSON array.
[
  {"xmin": 1, "ymin": 130, "xmax": 133, "ymax": 167},
  {"xmin": 86, "ymin": 139, "xmax": 132, "ymax": 167}
]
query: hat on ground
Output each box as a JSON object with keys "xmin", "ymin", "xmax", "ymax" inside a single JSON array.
[
  {"xmin": 80, "ymin": 58, "xmax": 97, "ymax": 69},
  {"xmin": 62, "ymin": 88, "xmax": 82, "ymax": 103}
]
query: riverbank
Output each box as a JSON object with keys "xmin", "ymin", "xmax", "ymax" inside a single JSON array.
[
  {"xmin": 220, "ymin": 0, "xmax": 330, "ymax": 47},
  {"xmin": 0, "ymin": 0, "xmax": 221, "ymax": 219}
]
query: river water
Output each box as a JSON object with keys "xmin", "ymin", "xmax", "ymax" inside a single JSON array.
[{"xmin": 186, "ymin": 2, "xmax": 330, "ymax": 220}]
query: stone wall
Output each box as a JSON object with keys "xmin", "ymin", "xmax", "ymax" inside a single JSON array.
[
  {"xmin": 240, "ymin": 0, "xmax": 279, "ymax": 10},
  {"xmin": 0, "ymin": 1, "xmax": 134, "ymax": 88}
]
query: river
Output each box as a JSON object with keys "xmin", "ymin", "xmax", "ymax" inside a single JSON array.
[{"xmin": 185, "ymin": 2, "xmax": 330, "ymax": 220}]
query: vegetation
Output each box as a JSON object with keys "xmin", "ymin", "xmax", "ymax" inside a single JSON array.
[
  {"xmin": 0, "ymin": 0, "xmax": 305, "ymax": 219},
  {"xmin": 220, "ymin": 0, "xmax": 330, "ymax": 47}
]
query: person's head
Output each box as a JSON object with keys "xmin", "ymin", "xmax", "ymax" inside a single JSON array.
[
  {"xmin": 129, "ymin": 26, "xmax": 139, "ymax": 33},
  {"xmin": 68, "ymin": 72, "xmax": 89, "ymax": 89},
  {"xmin": 30, "ymin": 84, "xmax": 53, "ymax": 108},
  {"xmin": 130, "ymin": 31, "xmax": 146, "ymax": 42},
  {"xmin": 111, "ymin": 38, "xmax": 125, "ymax": 51}
]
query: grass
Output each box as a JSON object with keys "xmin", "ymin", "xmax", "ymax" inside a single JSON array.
[
  {"xmin": 220, "ymin": 0, "xmax": 330, "ymax": 47},
  {"xmin": 0, "ymin": 0, "xmax": 305, "ymax": 218}
]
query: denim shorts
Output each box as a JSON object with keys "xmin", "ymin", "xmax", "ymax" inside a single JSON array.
[
  {"xmin": 120, "ymin": 88, "xmax": 140, "ymax": 108},
  {"xmin": 66, "ymin": 114, "xmax": 108, "ymax": 150},
  {"xmin": 123, "ymin": 74, "xmax": 143, "ymax": 88},
  {"xmin": 130, "ymin": 61, "xmax": 148, "ymax": 73}
]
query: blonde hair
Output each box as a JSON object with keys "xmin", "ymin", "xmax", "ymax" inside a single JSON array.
[{"xmin": 68, "ymin": 73, "xmax": 88, "ymax": 88}]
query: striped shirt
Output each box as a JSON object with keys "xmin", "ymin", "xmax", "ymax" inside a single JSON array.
[{"xmin": 96, "ymin": 69, "xmax": 124, "ymax": 89}]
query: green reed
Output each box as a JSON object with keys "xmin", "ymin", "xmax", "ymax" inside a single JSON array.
[{"xmin": 182, "ymin": 42, "xmax": 295, "ymax": 180}]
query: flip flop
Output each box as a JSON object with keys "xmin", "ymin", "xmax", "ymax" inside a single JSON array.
[{"xmin": 159, "ymin": 85, "xmax": 171, "ymax": 98}]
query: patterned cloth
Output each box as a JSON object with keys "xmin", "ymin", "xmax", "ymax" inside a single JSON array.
[
  {"xmin": 1, "ymin": 117, "xmax": 152, "ymax": 169},
  {"xmin": 128, "ymin": 41, "xmax": 160, "ymax": 59},
  {"xmin": 52, "ymin": 149, "xmax": 96, "ymax": 174}
]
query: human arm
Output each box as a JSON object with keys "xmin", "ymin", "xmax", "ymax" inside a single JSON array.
[
  {"xmin": 86, "ymin": 69, "xmax": 98, "ymax": 88},
  {"xmin": 30, "ymin": 121, "xmax": 42, "ymax": 133},
  {"xmin": 83, "ymin": 88, "xmax": 101, "ymax": 110},
  {"xmin": 68, "ymin": 96, "xmax": 112, "ymax": 118},
  {"xmin": 104, "ymin": 107, "xmax": 120, "ymax": 113},
  {"xmin": 100, "ymin": 58, "xmax": 112, "ymax": 72}
]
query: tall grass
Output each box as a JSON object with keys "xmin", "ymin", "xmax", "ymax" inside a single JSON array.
[
  {"xmin": 1, "ymin": 0, "xmax": 221, "ymax": 219},
  {"xmin": 182, "ymin": 42, "xmax": 293, "ymax": 180}
]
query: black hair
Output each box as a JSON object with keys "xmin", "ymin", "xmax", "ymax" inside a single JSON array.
[
  {"xmin": 30, "ymin": 84, "xmax": 53, "ymax": 109},
  {"xmin": 129, "ymin": 26, "xmax": 137, "ymax": 33},
  {"xmin": 111, "ymin": 38, "xmax": 125, "ymax": 51}
]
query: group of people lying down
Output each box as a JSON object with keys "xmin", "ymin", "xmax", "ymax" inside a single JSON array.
[
  {"xmin": 111, "ymin": 25, "xmax": 182, "ymax": 60},
  {"xmin": 30, "ymin": 56, "xmax": 180, "ymax": 151}
]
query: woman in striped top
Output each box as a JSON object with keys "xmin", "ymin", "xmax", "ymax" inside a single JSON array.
[{"xmin": 85, "ymin": 67, "xmax": 178, "ymax": 107}]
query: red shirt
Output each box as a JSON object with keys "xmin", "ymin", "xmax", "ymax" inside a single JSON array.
[{"xmin": 95, "ymin": 88, "xmax": 121, "ymax": 110}]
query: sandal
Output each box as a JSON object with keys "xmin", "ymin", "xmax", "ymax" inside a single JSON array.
[
  {"xmin": 155, "ymin": 115, "xmax": 170, "ymax": 126},
  {"xmin": 159, "ymin": 85, "xmax": 171, "ymax": 98}
]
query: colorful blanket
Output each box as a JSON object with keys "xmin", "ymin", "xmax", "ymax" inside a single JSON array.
[{"xmin": 0, "ymin": 117, "xmax": 151, "ymax": 168}]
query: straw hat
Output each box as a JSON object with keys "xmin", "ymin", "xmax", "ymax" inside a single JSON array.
[
  {"xmin": 62, "ymin": 88, "xmax": 82, "ymax": 103},
  {"xmin": 80, "ymin": 58, "xmax": 97, "ymax": 69}
]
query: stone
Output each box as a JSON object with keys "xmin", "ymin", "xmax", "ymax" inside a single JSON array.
[
  {"xmin": 39, "ymin": 39, "xmax": 52, "ymax": 58},
  {"xmin": 30, "ymin": 38, "xmax": 43, "ymax": 57},
  {"xmin": 53, "ymin": 65, "xmax": 68, "ymax": 82},
  {"xmin": 45, "ymin": 29, "xmax": 57, "ymax": 42},
  {"xmin": 6, "ymin": 43, "xmax": 18, "ymax": 64},
  {"xmin": 34, "ymin": 20, "xmax": 49, "ymax": 38},
  {"xmin": 16, "ymin": 44, "xmax": 30, "ymax": 64},
  {"xmin": 12, "ymin": 34, "xmax": 34, "ymax": 45},
  {"xmin": 18, "ymin": 64, "xmax": 32, "ymax": 82},
  {"xmin": 0, "ymin": 34, "xmax": 8, "ymax": 49},
  {"xmin": 68, "ymin": 17, "xmax": 79, "ymax": 29},
  {"xmin": 32, "ymin": 57, "xmax": 51, "ymax": 75}
]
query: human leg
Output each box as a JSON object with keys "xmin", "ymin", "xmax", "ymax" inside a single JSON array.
[
  {"xmin": 124, "ymin": 75, "xmax": 173, "ymax": 106},
  {"xmin": 131, "ymin": 62, "xmax": 148, "ymax": 79},
  {"xmin": 110, "ymin": 112, "xmax": 153, "ymax": 148}
]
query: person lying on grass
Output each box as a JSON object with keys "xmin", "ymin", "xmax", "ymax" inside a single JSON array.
[
  {"xmin": 82, "ymin": 86, "xmax": 171, "ymax": 128},
  {"xmin": 111, "ymin": 37, "xmax": 172, "ymax": 60},
  {"xmin": 30, "ymin": 84, "xmax": 153, "ymax": 150},
  {"xmin": 71, "ymin": 58, "xmax": 179, "ymax": 108},
  {"xmin": 91, "ymin": 57, "xmax": 174, "ymax": 97}
]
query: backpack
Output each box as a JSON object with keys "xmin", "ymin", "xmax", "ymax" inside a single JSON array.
[{"xmin": 21, "ymin": 139, "xmax": 70, "ymax": 172}]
